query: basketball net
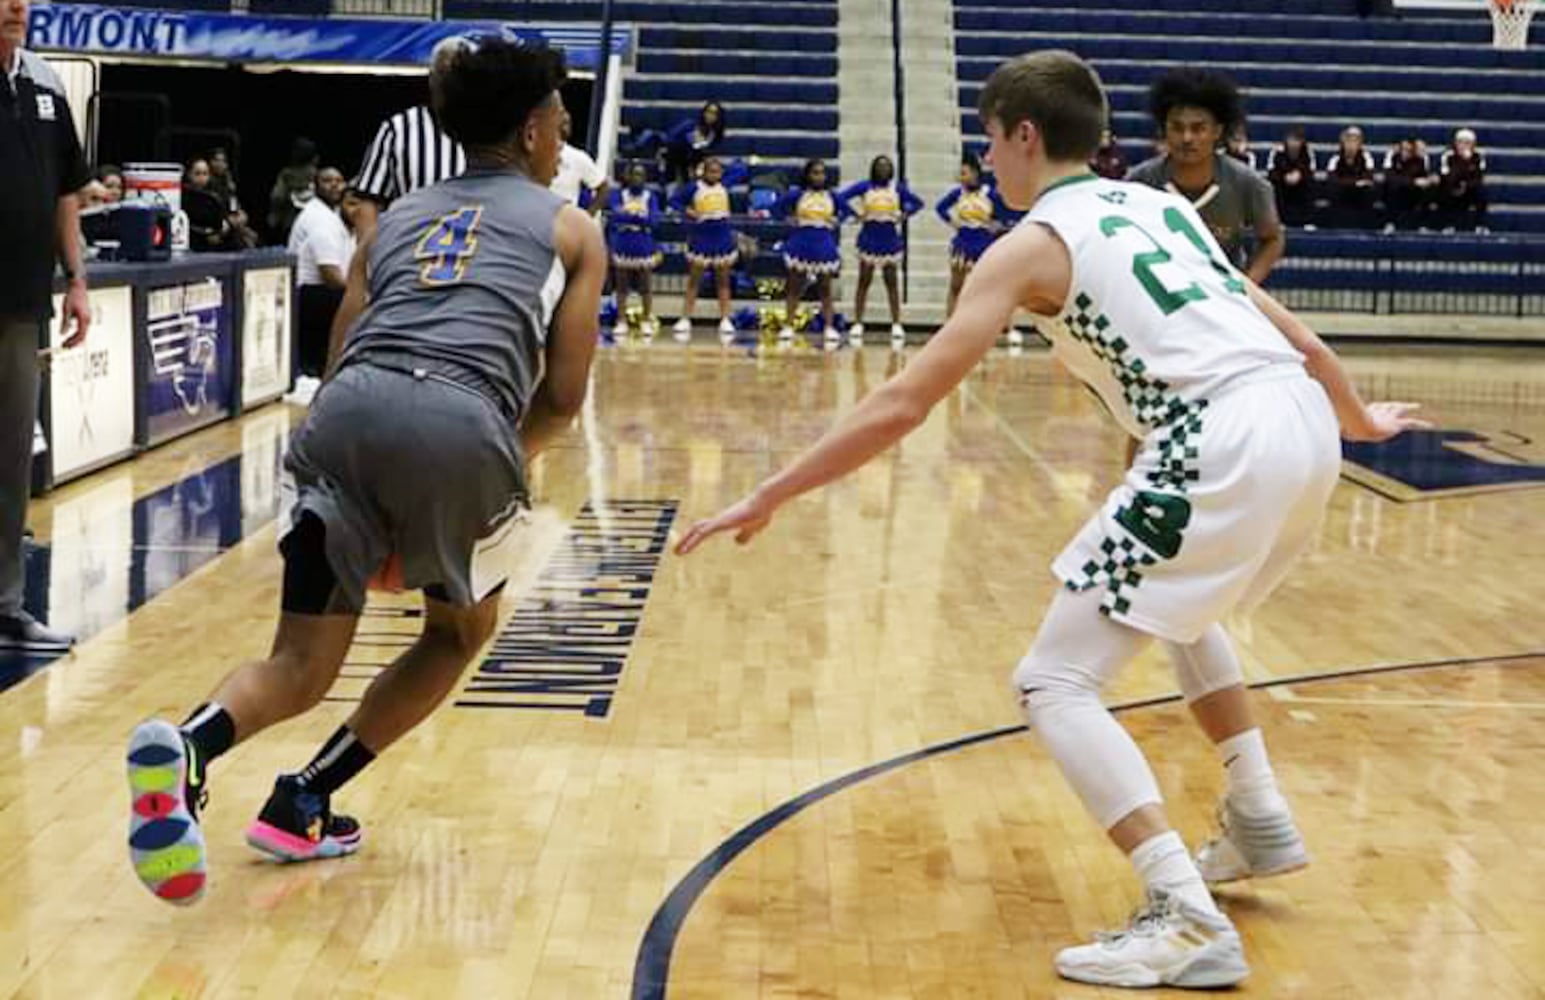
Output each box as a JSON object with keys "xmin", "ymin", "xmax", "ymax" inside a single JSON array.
[{"xmin": 1491, "ymin": 0, "xmax": 1535, "ymax": 50}]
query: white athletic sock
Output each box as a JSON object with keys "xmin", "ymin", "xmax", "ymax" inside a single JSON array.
[
  {"xmin": 1218, "ymin": 728, "xmax": 1288, "ymax": 817},
  {"xmin": 1130, "ymin": 831, "xmax": 1221, "ymax": 917}
]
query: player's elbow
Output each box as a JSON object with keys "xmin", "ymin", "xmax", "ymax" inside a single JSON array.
[
  {"xmin": 545, "ymin": 378, "xmax": 589, "ymax": 419},
  {"xmin": 879, "ymin": 385, "xmax": 931, "ymax": 435}
]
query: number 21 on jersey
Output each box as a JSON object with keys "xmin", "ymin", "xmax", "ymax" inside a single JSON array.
[
  {"xmin": 416, "ymin": 206, "xmax": 484, "ymax": 285},
  {"xmin": 1099, "ymin": 207, "xmax": 1245, "ymax": 316}
]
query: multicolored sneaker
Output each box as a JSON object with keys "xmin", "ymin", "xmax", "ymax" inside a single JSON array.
[
  {"xmin": 244, "ymin": 775, "xmax": 363, "ymax": 863},
  {"xmin": 126, "ymin": 719, "xmax": 209, "ymax": 905}
]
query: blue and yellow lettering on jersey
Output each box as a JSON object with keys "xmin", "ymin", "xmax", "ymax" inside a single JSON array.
[
  {"xmin": 692, "ymin": 183, "xmax": 730, "ymax": 221},
  {"xmin": 795, "ymin": 190, "xmax": 836, "ymax": 227},
  {"xmin": 618, "ymin": 190, "xmax": 652, "ymax": 218},
  {"xmin": 861, "ymin": 185, "xmax": 902, "ymax": 223},
  {"xmin": 415, "ymin": 205, "xmax": 484, "ymax": 285},
  {"xmin": 954, "ymin": 188, "xmax": 995, "ymax": 228}
]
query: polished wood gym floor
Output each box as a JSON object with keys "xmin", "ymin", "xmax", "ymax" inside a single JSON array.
[{"xmin": 3, "ymin": 340, "xmax": 1544, "ymax": 998}]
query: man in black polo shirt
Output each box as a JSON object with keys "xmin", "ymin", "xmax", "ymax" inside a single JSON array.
[{"xmin": 0, "ymin": 0, "xmax": 92, "ymax": 651}]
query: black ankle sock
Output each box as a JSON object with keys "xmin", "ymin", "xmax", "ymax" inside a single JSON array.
[
  {"xmin": 180, "ymin": 703, "xmax": 236, "ymax": 763},
  {"xmin": 294, "ymin": 726, "xmax": 376, "ymax": 797}
]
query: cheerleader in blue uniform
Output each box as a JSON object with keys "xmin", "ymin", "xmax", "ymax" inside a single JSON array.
[
  {"xmin": 670, "ymin": 156, "xmax": 738, "ymax": 341},
  {"xmin": 837, "ymin": 154, "xmax": 923, "ymax": 346},
  {"xmin": 778, "ymin": 159, "xmax": 846, "ymax": 343},
  {"xmin": 935, "ymin": 152, "xmax": 1008, "ymax": 318},
  {"xmin": 607, "ymin": 161, "xmax": 663, "ymax": 334}
]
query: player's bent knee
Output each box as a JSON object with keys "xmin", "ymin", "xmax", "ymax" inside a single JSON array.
[{"xmin": 1011, "ymin": 653, "xmax": 1101, "ymax": 716}]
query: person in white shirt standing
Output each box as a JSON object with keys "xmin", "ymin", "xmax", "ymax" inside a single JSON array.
[
  {"xmin": 551, "ymin": 118, "xmax": 609, "ymax": 216},
  {"xmin": 288, "ymin": 166, "xmax": 359, "ymax": 377}
]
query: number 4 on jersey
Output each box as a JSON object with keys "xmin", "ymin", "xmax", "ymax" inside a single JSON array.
[{"xmin": 416, "ymin": 206, "xmax": 484, "ymax": 285}]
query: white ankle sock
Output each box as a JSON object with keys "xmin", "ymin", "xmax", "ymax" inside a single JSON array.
[
  {"xmin": 1219, "ymin": 728, "xmax": 1288, "ymax": 816},
  {"xmin": 1129, "ymin": 831, "xmax": 1220, "ymax": 917}
]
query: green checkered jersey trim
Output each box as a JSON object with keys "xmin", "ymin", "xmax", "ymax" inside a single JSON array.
[{"xmin": 1063, "ymin": 291, "xmax": 1208, "ymax": 494}]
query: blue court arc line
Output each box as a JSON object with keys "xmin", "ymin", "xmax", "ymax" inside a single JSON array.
[{"xmin": 629, "ymin": 649, "xmax": 1545, "ymax": 999}]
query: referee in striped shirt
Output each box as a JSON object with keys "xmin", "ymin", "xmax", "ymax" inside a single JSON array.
[
  {"xmin": 330, "ymin": 39, "xmax": 467, "ymax": 369},
  {"xmin": 348, "ymin": 40, "xmax": 467, "ymax": 247}
]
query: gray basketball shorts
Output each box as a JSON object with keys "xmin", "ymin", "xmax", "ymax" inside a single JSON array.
[{"xmin": 278, "ymin": 362, "xmax": 529, "ymax": 614}]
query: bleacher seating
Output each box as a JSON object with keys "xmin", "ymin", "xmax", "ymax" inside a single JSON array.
[{"xmin": 953, "ymin": 0, "xmax": 1545, "ymax": 236}]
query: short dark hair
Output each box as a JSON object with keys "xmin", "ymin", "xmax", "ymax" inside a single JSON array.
[
  {"xmin": 435, "ymin": 38, "xmax": 568, "ymax": 150},
  {"xmin": 977, "ymin": 50, "xmax": 1107, "ymax": 162},
  {"xmin": 961, "ymin": 151, "xmax": 982, "ymax": 178},
  {"xmin": 1149, "ymin": 67, "xmax": 1244, "ymax": 133},
  {"xmin": 801, "ymin": 158, "xmax": 826, "ymax": 189}
]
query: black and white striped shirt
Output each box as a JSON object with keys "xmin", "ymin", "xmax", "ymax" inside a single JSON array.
[{"xmin": 351, "ymin": 104, "xmax": 466, "ymax": 206}]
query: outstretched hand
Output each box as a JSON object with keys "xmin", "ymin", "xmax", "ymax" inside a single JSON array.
[
  {"xmin": 674, "ymin": 492, "xmax": 777, "ymax": 556},
  {"xmin": 1347, "ymin": 401, "xmax": 1434, "ymax": 443}
]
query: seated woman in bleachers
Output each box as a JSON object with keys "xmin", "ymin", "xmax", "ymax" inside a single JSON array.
[
  {"xmin": 671, "ymin": 156, "xmax": 740, "ymax": 341},
  {"xmin": 1225, "ymin": 123, "xmax": 1257, "ymax": 172},
  {"xmin": 778, "ymin": 158, "xmax": 846, "ymax": 346},
  {"xmin": 1440, "ymin": 128, "xmax": 1488, "ymax": 233},
  {"xmin": 183, "ymin": 158, "xmax": 238, "ymax": 252},
  {"xmin": 1326, "ymin": 126, "xmax": 1378, "ymax": 229},
  {"xmin": 1267, "ymin": 125, "xmax": 1317, "ymax": 228},
  {"xmin": 935, "ymin": 153, "xmax": 1007, "ymax": 319},
  {"xmin": 627, "ymin": 102, "xmax": 728, "ymax": 187},
  {"xmin": 837, "ymin": 154, "xmax": 923, "ymax": 348},
  {"xmin": 607, "ymin": 161, "xmax": 664, "ymax": 338},
  {"xmin": 1383, "ymin": 137, "xmax": 1439, "ymax": 231}
]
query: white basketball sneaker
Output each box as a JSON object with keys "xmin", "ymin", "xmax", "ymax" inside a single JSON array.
[
  {"xmin": 889, "ymin": 325, "xmax": 906, "ymax": 350},
  {"xmin": 1195, "ymin": 797, "xmax": 1310, "ymax": 884},
  {"xmin": 847, "ymin": 323, "xmax": 865, "ymax": 344},
  {"xmin": 717, "ymin": 318, "xmax": 736, "ymax": 341},
  {"xmin": 1006, "ymin": 328, "xmax": 1025, "ymax": 347},
  {"xmin": 672, "ymin": 316, "xmax": 692, "ymax": 336},
  {"xmin": 1055, "ymin": 889, "xmax": 1249, "ymax": 989}
]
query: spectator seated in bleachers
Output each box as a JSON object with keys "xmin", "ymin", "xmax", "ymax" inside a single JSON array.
[
  {"xmin": 204, "ymin": 146, "xmax": 258, "ymax": 250},
  {"xmin": 1440, "ymin": 127, "xmax": 1488, "ymax": 233},
  {"xmin": 628, "ymin": 102, "xmax": 728, "ymax": 187},
  {"xmin": 1383, "ymin": 136, "xmax": 1439, "ymax": 232},
  {"xmin": 1127, "ymin": 67, "xmax": 1283, "ymax": 283},
  {"xmin": 1326, "ymin": 125, "xmax": 1379, "ymax": 229},
  {"xmin": 183, "ymin": 158, "xmax": 241, "ymax": 252},
  {"xmin": 1090, "ymin": 127, "xmax": 1127, "ymax": 180},
  {"xmin": 1267, "ymin": 125, "xmax": 1317, "ymax": 228},
  {"xmin": 1225, "ymin": 122, "xmax": 1256, "ymax": 172}
]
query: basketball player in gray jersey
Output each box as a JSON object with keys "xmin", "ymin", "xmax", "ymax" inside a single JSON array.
[{"xmin": 123, "ymin": 39, "xmax": 607, "ymax": 905}]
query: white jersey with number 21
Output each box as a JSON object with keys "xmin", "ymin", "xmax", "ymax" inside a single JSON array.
[{"xmin": 1025, "ymin": 175, "xmax": 1301, "ymax": 439}]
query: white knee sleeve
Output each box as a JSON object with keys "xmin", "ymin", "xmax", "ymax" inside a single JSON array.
[
  {"xmin": 1167, "ymin": 625, "xmax": 1245, "ymax": 704},
  {"xmin": 1011, "ymin": 590, "xmax": 1164, "ymax": 830}
]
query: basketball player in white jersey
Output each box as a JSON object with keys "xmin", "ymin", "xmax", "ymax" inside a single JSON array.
[{"xmin": 676, "ymin": 51, "xmax": 1429, "ymax": 988}]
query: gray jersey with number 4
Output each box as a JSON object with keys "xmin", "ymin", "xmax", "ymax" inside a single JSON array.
[
  {"xmin": 1025, "ymin": 174, "xmax": 1301, "ymax": 438},
  {"xmin": 340, "ymin": 169, "xmax": 569, "ymax": 423}
]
